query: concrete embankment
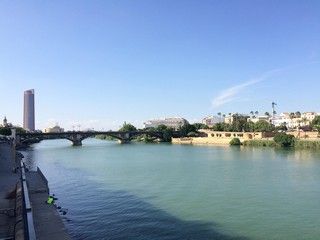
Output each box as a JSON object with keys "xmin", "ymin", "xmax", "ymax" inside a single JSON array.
[{"xmin": 0, "ymin": 140, "xmax": 71, "ymax": 240}]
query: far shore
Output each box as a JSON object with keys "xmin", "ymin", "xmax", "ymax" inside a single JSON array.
[{"xmin": 172, "ymin": 130, "xmax": 320, "ymax": 149}]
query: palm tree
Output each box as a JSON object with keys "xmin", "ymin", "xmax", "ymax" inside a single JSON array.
[
  {"xmin": 250, "ymin": 111, "xmax": 254, "ymax": 116},
  {"xmin": 217, "ymin": 112, "xmax": 221, "ymax": 121},
  {"xmin": 272, "ymin": 102, "xmax": 277, "ymax": 118},
  {"xmin": 265, "ymin": 112, "xmax": 270, "ymax": 117},
  {"xmin": 255, "ymin": 111, "xmax": 259, "ymax": 116}
]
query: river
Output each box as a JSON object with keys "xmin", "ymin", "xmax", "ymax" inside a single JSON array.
[{"xmin": 21, "ymin": 139, "xmax": 320, "ymax": 240}]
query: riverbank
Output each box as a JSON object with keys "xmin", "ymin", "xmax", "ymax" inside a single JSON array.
[
  {"xmin": 172, "ymin": 130, "xmax": 320, "ymax": 149},
  {"xmin": 0, "ymin": 141, "xmax": 70, "ymax": 240}
]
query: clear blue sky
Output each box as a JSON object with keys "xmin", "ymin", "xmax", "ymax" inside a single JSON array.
[{"xmin": 0, "ymin": 0, "xmax": 319, "ymax": 130}]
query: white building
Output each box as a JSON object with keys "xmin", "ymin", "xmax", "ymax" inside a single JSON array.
[
  {"xmin": 202, "ymin": 116, "xmax": 223, "ymax": 127},
  {"xmin": 144, "ymin": 117, "xmax": 188, "ymax": 130},
  {"xmin": 271, "ymin": 112, "xmax": 319, "ymax": 129},
  {"xmin": 224, "ymin": 114, "xmax": 250, "ymax": 124},
  {"xmin": 301, "ymin": 112, "xmax": 317, "ymax": 123},
  {"xmin": 44, "ymin": 125, "xmax": 64, "ymax": 133}
]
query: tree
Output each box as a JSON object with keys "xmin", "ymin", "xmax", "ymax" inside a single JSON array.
[
  {"xmin": 178, "ymin": 123, "xmax": 196, "ymax": 137},
  {"xmin": 274, "ymin": 133, "xmax": 295, "ymax": 147},
  {"xmin": 160, "ymin": 127, "xmax": 174, "ymax": 142},
  {"xmin": 244, "ymin": 121, "xmax": 255, "ymax": 132},
  {"xmin": 230, "ymin": 114, "xmax": 248, "ymax": 132},
  {"xmin": 275, "ymin": 123, "xmax": 288, "ymax": 131},
  {"xmin": 156, "ymin": 124, "xmax": 168, "ymax": 132},
  {"xmin": 15, "ymin": 127, "xmax": 26, "ymax": 134},
  {"xmin": 187, "ymin": 131, "xmax": 198, "ymax": 137},
  {"xmin": 230, "ymin": 138, "xmax": 241, "ymax": 146},
  {"xmin": 119, "ymin": 122, "xmax": 137, "ymax": 132},
  {"xmin": 295, "ymin": 111, "xmax": 301, "ymax": 118},
  {"xmin": 193, "ymin": 123, "xmax": 208, "ymax": 130},
  {"xmin": 265, "ymin": 112, "xmax": 270, "ymax": 117},
  {"xmin": 0, "ymin": 127, "xmax": 11, "ymax": 136},
  {"xmin": 311, "ymin": 116, "xmax": 320, "ymax": 132},
  {"xmin": 254, "ymin": 120, "xmax": 274, "ymax": 132},
  {"xmin": 212, "ymin": 122, "xmax": 225, "ymax": 131},
  {"xmin": 312, "ymin": 116, "xmax": 320, "ymax": 124},
  {"xmin": 255, "ymin": 111, "xmax": 259, "ymax": 116}
]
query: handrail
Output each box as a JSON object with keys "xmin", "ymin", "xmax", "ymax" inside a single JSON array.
[{"xmin": 20, "ymin": 160, "xmax": 36, "ymax": 240}]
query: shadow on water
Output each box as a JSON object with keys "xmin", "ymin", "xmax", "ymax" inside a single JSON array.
[{"xmin": 59, "ymin": 182, "xmax": 249, "ymax": 240}]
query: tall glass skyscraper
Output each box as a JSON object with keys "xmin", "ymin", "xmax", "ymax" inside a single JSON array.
[{"xmin": 23, "ymin": 89, "xmax": 35, "ymax": 131}]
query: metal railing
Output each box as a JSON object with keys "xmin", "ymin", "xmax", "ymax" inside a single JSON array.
[{"xmin": 20, "ymin": 160, "xmax": 36, "ymax": 240}]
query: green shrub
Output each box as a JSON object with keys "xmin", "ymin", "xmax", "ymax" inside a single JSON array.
[
  {"xmin": 243, "ymin": 140, "xmax": 277, "ymax": 147},
  {"xmin": 273, "ymin": 133, "xmax": 295, "ymax": 147},
  {"xmin": 187, "ymin": 131, "xmax": 198, "ymax": 137},
  {"xmin": 230, "ymin": 138, "xmax": 241, "ymax": 146}
]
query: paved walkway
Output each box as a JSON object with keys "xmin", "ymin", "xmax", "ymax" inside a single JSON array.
[
  {"xmin": 0, "ymin": 142, "xmax": 17, "ymax": 239},
  {"xmin": 26, "ymin": 171, "xmax": 71, "ymax": 240}
]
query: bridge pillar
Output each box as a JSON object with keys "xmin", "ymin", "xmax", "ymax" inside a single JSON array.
[
  {"xmin": 118, "ymin": 133, "xmax": 131, "ymax": 144},
  {"xmin": 72, "ymin": 139, "xmax": 82, "ymax": 146},
  {"xmin": 67, "ymin": 134, "xmax": 84, "ymax": 146},
  {"xmin": 119, "ymin": 139, "xmax": 130, "ymax": 144}
]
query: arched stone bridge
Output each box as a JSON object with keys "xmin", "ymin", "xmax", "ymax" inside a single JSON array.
[{"xmin": 16, "ymin": 131, "xmax": 180, "ymax": 146}]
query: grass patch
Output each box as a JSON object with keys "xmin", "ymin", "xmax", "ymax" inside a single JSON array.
[{"xmin": 295, "ymin": 140, "xmax": 320, "ymax": 149}]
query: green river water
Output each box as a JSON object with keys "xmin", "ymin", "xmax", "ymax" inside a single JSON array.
[{"xmin": 22, "ymin": 139, "xmax": 320, "ymax": 240}]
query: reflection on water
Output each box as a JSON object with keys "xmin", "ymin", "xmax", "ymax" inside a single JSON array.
[{"xmin": 22, "ymin": 139, "xmax": 320, "ymax": 240}]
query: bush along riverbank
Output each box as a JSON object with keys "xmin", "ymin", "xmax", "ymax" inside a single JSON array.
[
  {"xmin": 242, "ymin": 139, "xmax": 277, "ymax": 147},
  {"xmin": 241, "ymin": 132, "xmax": 320, "ymax": 149}
]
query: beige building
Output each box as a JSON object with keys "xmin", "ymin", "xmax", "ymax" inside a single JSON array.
[
  {"xmin": 224, "ymin": 114, "xmax": 249, "ymax": 124},
  {"xmin": 224, "ymin": 115, "xmax": 233, "ymax": 124},
  {"xmin": 287, "ymin": 131, "xmax": 319, "ymax": 140},
  {"xmin": 172, "ymin": 129, "xmax": 274, "ymax": 145}
]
